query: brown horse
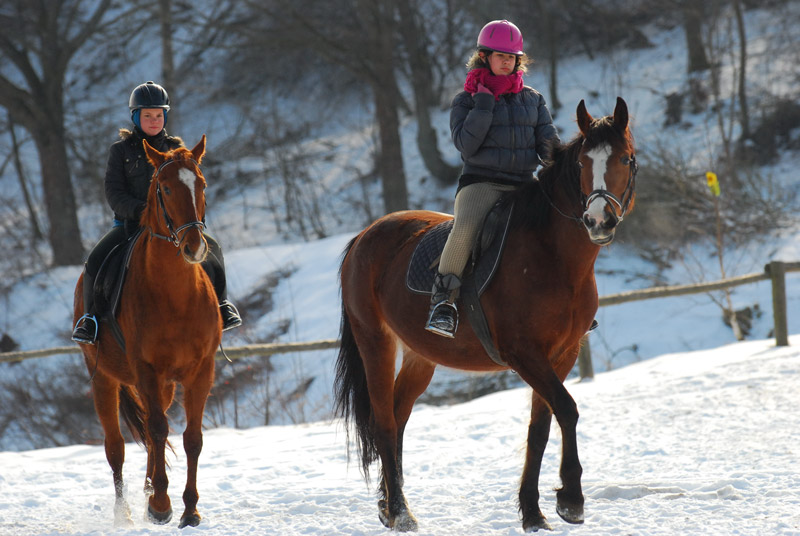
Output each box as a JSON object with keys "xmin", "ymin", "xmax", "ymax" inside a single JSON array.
[
  {"xmin": 73, "ymin": 136, "xmax": 221, "ymax": 528},
  {"xmin": 335, "ymin": 98, "xmax": 637, "ymax": 532}
]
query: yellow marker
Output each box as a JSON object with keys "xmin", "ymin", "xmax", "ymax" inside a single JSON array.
[{"xmin": 706, "ymin": 171, "xmax": 720, "ymax": 196}]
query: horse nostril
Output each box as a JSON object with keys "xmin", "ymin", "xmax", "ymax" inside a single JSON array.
[{"xmin": 582, "ymin": 214, "xmax": 595, "ymax": 228}]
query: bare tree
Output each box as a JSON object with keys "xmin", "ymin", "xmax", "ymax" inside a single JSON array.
[
  {"xmin": 682, "ymin": 2, "xmax": 711, "ymax": 73},
  {"xmin": 234, "ymin": 0, "xmax": 409, "ymax": 214},
  {"xmin": 396, "ymin": 0, "xmax": 460, "ymax": 185},
  {"xmin": 0, "ymin": 1, "xmax": 116, "ymax": 265}
]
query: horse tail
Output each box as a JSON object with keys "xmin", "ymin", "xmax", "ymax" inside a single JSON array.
[
  {"xmin": 119, "ymin": 385, "xmax": 146, "ymax": 446},
  {"xmin": 119, "ymin": 385, "xmax": 175, "ymax": 456},
  {"xmin": 334, "ymin": 238, "xmax": 378, "ymax": 481}
]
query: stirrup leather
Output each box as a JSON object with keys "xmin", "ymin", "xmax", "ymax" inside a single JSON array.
[
  {"xmin": 72, "ymin": 314, "xmax": 98, "ymax": 344},
  {"xmin": 425, "ymin": 301, "xmax": 459, "ymax": 338}
]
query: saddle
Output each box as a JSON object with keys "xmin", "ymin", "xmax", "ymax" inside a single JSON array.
[
  {"xmin": 406, "ymin": 196, "xmax": 515, "ymax": 366},
  {"xmin": 406, "ymin": 196, "xmax": 514, "ymax": 296},
  {"xmin": 92, "ymin": 229, "xmax": 145, "ymax": 352}
]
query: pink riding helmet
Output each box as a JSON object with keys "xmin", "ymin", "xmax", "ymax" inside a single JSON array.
[{"xmin": 476, "ymin": 19, "xmax": 524, "ymax": 55}]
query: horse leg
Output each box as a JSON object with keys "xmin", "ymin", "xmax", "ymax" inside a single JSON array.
[
  {"xmin": 136, "ymin": 365, "xmax": 173, "ymax": 525},
  {"xmin": 90, "ymin": 373, "xmax": 132, "ymax": 526},
  {"xmin": 391, "ymin": 350, "xmax": 436, "ymax": 490},
  {"xmin": 515, "ymin": 364, "xmax": 584, "ymax": 527},
  {"xmin": 144, "ymin": 382, "xmax": 176, "ymax": 498},
  {"xmin": 95, "ymin": 375, "xmax": 132, "ymax": 526},
  {"xmin": 177, "ymin": 360, "xmax": 214, "ymax": 528},
  {"xmin": 355, "ymin": 329, "xmax": 417, "ymax": 532},
  {"xmin": 519, "ymin": 392, "xmax": 554, "ymax": 531}
]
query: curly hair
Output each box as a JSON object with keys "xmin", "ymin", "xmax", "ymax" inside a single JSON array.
[{"xmin": 466, "ymin": 49, "xmax": 532, "ymax": 73}]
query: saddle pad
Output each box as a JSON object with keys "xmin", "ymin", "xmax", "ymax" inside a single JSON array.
[{"xmin": 406, "ymin": 199, "xmax": 514, "ymax": 297}]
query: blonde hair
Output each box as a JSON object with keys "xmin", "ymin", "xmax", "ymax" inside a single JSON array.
[{"xmin": 466, "ymin": 50, "xmax": 531, "ymax": 73}]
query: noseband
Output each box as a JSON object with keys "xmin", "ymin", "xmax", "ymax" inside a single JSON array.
[
  {"xmin": 149, "ymin": 158, "xmax": 206, "ymax": 247},
  {"xmin": 546, "ymin": 151, "xmax": 638, "ymax": 226},
  {"xmin": 582, "ymin": 154, "xmax": 638, "ymax": 224}
]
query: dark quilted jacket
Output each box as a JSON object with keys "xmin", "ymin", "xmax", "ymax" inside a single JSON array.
[
  {"xmin": 104, "ymin": 128, "xmax": 183, "ymax": 222},
  {"xmin": 450, "ymin": 86, "xmax": 560, "ymax": 185}
]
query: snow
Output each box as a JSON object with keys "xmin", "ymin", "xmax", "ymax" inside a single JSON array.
[
  {"xmin": 2, "ymin": 3, "xmax": 800, "ymax": 534},
  {"xmin": 1, "ymin": 336, "xmax": 798, "ymax": 535}
]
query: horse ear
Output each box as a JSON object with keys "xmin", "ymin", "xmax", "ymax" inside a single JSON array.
[
  {"xmin": 191, "ymin": 135, "xmax": 206, "ymax": 165},
  {"xmin": 613, "ymin": 96, "xmax": 629, "ymax": 130},
  {"xmin": 142, "ymin": 139, "xmax": 166, "ymax": 168},
  {"xmin": 576, "ymin": 99, "xmax": 593, "ymax": 137}
]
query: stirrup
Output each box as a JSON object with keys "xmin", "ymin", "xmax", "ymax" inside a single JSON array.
[
  {"xmin": 425, "ymin": 301, "xmax": 458, "ymax": 338},
  {"xmin": 72, "ymin": 314, "xmax": 98, "ymax": 344}
]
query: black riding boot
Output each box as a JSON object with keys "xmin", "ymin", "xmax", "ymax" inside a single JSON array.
[
  {"xmin": 72, "ymin": 267, "xmax": 99, "ymax": 344},
  {"xmin": 219, "ymin": 300, "xmax": 242, "ymax": 331},
  {"xmin": 425, "ymin": 273, "xmax": 461, "ymax": 338}
]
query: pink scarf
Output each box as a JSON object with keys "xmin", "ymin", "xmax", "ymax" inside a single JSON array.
[{"xmin": 464, "ymin": 68, "xmax": 524, "ymax": 101}]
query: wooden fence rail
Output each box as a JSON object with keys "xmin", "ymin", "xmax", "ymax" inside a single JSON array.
[{"xmin": 2, "ymin": 262, "xmax": 798, "ymax": 367}]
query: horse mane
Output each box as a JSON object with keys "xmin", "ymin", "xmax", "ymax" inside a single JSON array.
[{"xmin": 510, "ymin": 114, "xmax": 630, "ymax": 230}]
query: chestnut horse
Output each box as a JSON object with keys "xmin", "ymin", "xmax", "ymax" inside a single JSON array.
[
  {"xmin": 335, "ymin": 98, "xmax": 636, "ymax": 531},
  {"xmin": 73, "ymin": 136, "xmax": 221, "ymax": 528}
]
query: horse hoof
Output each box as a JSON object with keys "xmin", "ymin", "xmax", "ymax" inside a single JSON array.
[
  {"xmin": 377, "ymin": 500, "xmax": 418, "ymax": 532},
  {"xmin": 179, "ymin": 512, "xmax": 201, "ymax": 528},
  {"xmin": 393, "ymin": 512, "xmax": 419, "ymax": 532},
  {"xmin": 113, "ymin": 499, "xmax": 133, "ymax": 527},
  {"xmin": 147, "ymin": 504, "xmax": 173, "ymax": 525},
  {"xmin": 556, "ymin": 502, "xmax": 584, "ymax": 525},
  {"xmin": 523, "ymin": 515, "xmax": 552, "ymax": 532}
]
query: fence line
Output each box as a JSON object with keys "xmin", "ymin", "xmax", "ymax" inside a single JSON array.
[
  {"xmin": 0, "ymin": 340, "xmax": 340, "ymax": 365},
  {"xmin": 2, "ymin": 262, "xmax": 798, "ymax": 365}
]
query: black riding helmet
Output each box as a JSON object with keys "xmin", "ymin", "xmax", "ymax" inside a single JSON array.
[
  {"xmin": 129, "ymin": 81, "xmax": 170, "ymax": 128},
  {"xmin": 129, "ymin": 81, "xmax": 170, "ymax": 111}
]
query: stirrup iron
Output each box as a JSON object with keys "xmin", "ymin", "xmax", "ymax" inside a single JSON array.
[
  {"xmin": 72, "ymin": 314, "xmax": 98, "ymax": 344},
  {"xmin": 425, "ymin": 301, "xmax": 458, "ymax": 338}
]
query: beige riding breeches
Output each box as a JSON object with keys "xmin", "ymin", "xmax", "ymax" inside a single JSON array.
[{"xmin": 438, "ymin": 182, "xmax": 516, "ymax": 278}]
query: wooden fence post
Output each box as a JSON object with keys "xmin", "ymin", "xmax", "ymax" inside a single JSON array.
[
  {"xmin": 578, "ymin": 337, "xmax": 594, "ymax": 380},
  {"xmin": 766, "ymin": 261, "xmax": 789, "ymax": 346}
]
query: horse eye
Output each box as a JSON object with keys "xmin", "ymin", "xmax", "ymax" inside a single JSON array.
[
  {"xmin": 163, "ymin": 186, "xmax": 171, "ymax": 195},
  {"xmin": 621, "ymin": 156, "xmax": 630, "ymax": 166},
  {"xmin": 576, "ymin": 160, "xmax": 584, "ymax": 169}
]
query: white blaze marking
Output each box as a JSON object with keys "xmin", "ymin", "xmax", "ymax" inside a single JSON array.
[
  {"xmin": 585, "ymin": 144, "xmax": 611, "ymax": 221},
  {"xmin": 178, "ymin": 168, "xmax": 199, "ymax": 214}
]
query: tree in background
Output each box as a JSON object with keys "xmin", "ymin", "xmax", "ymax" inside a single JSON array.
[
  {"xmin": 0, "ymin": 0, "xmax": 116, "ymax": 266},
  {"xmin": 234, "ymin": 0, "xmax": 409, "ymax": 214}
]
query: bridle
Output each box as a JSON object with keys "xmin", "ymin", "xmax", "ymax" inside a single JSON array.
[
  {"xmin": 545, "ymin": 146, "xmax": 638, "ymax": 226},
  {"xmin": 149, "ymin": 158, "xmax": 206, "ymax": 247},
  {"xmin": 582, "ymin": 153, "xmax": 638, "ymax": 224}
]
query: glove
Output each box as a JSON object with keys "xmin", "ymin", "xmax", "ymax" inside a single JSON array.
[{"xmin": 473, "ymin": 83, "xmax": 492, "ymax": 97}]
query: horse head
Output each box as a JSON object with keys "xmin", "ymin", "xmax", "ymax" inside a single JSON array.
[
  {"xmin": 142, "ymin": 135, "xmax": 209, "ymax": 264},
  {"xmin": 576, "ymin": 97, "xmax": 637, "ymax": 245}
]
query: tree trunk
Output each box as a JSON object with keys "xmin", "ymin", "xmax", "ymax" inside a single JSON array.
[
  {"xmin": 683, "ymin": 4, "xmax": 710, "ymax": 73},
  {"xmin": 372, "ymin": 75, "xmax": 409, "ymax": 214},
  {"xmin": 356, "ymin": 0, "xmax": 408, "ymax": 213},
  {"xmin": 158, "ymin": 0, "xmax": 179, "ymax": 132},
  {"xmin": 732, "ymin": 0, "xmax": 749, "ymax": 141},
  {"xmin": 396, "ymin": 0, "xmax": 460, "ymax": 185},
  {"xmin": 33, "ymin": 125, "xmax": 84, "ymax": 265}
]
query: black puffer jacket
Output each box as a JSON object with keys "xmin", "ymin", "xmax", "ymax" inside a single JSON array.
[
  {"xmin": 450, "ymin": 86, "xmax": 559, "ymax": 187},
  {"xmin": 104, "ymin": 127, "xmax": 183, "ymax": 223}
]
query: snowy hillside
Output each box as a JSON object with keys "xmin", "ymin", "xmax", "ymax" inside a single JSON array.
[
  {"xmin": 1, "ymin": 3, "xmax": 799, "ymax": 448},
  {"xmin": 1, "ymin": 336, "xmax": 798, "ymax": 535}
]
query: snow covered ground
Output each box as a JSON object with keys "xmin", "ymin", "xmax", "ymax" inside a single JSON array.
[{"xmin": 1, "ymin": 335, "xmax": 798, "ymax": 535}]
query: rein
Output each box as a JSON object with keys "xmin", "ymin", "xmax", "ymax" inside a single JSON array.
[{"xmin": 148, "ymin": 158, "xmax": 206, "ymax": 247}]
